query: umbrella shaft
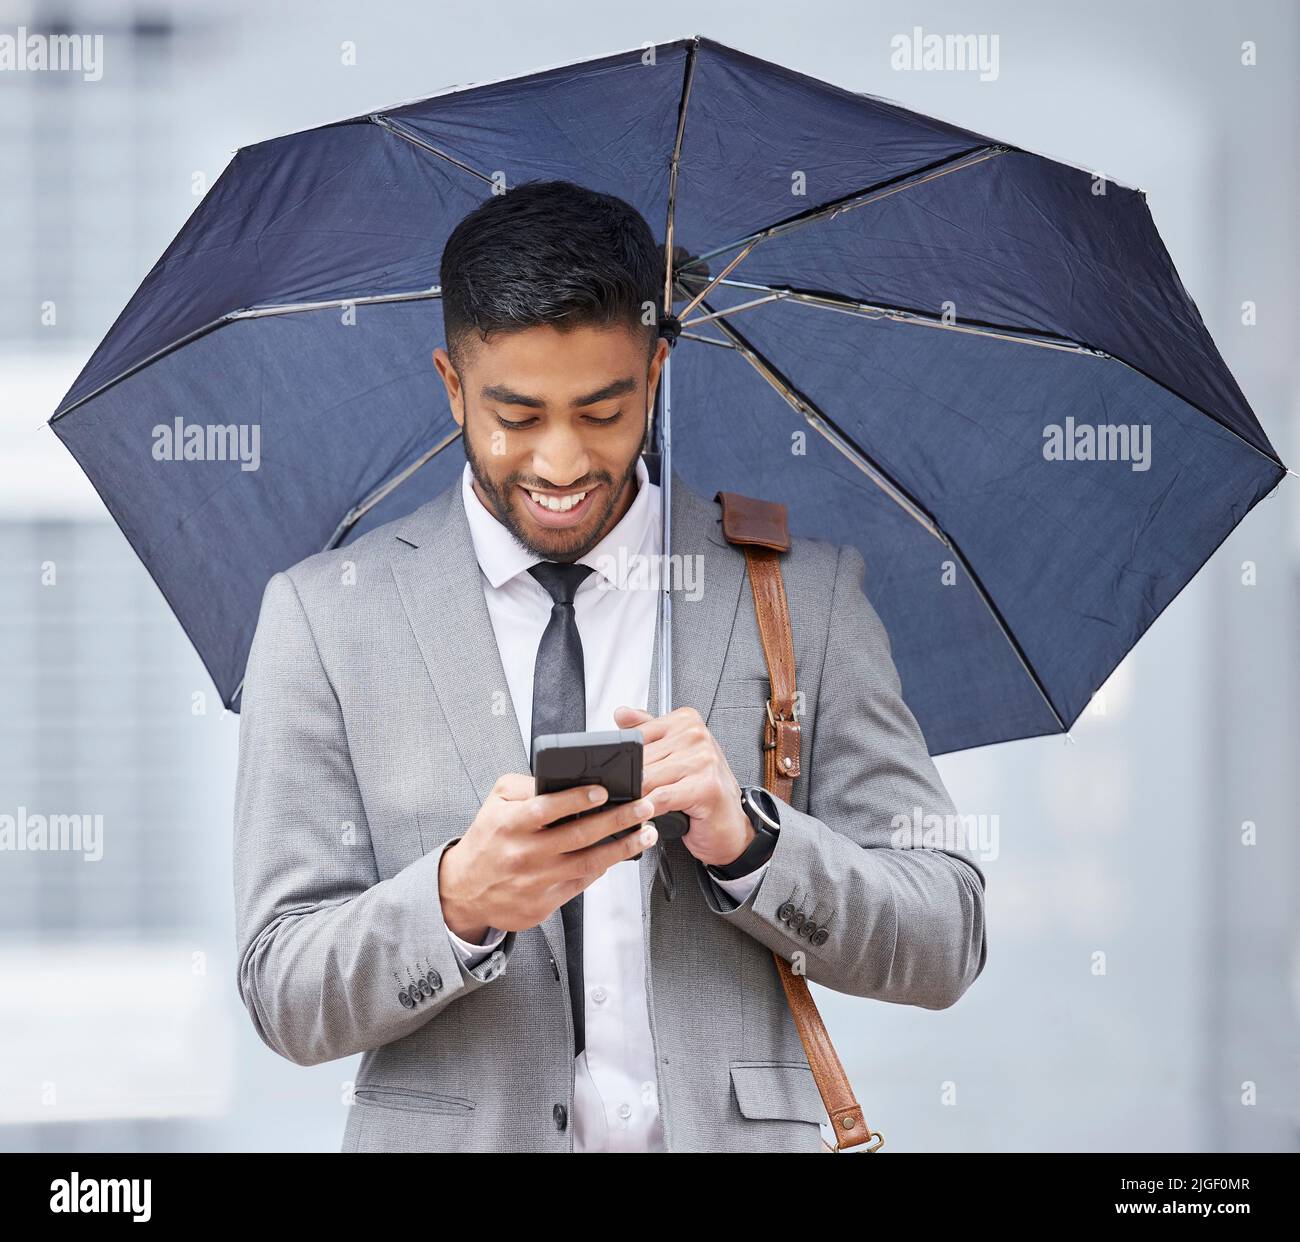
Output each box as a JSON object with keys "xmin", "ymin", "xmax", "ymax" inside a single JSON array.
[{"xmin": 657, "ymin": 351, "xmax": 674, "ymax": 717}]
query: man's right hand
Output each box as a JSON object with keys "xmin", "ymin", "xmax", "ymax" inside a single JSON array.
[{"xmin": 438, "ymin": 775, "xmax": 659, "ymax": 940}]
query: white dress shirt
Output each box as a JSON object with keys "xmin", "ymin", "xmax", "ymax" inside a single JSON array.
[{"xmin": 440, "ymin": 455, "xmax": 768, "ymax": 1151}]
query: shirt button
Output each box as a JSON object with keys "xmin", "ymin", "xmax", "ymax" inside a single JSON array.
[
  {"xmin": 618, "ymin": 1102, "xmax": 632, "ymax": 1120},
  {"xmin": 591, "ymin": 985, "xmax": 608, "ymax": 1004}
]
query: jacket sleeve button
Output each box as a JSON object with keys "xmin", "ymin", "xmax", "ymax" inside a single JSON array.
[{"xmin": 398, "ymin": 990, "xmax": 414, "ymax": 1009}]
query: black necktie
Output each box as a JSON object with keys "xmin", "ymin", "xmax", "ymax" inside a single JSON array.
[{"xmin": 528, "ymin": 560, "xmax": 595, "ymax": 1057}]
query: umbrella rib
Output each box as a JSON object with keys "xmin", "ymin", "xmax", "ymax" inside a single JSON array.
[
  {"xmin": 682, "ymin": 290, "xmax": 784, "ymax": 324},
  {"xmin": 656, "ymin": 36, "xmax": 763, "ymax": 325},
  {"xmin": 228, "ymin": 423, "xmax": 465, "ymax": 707},
  {"xmin": 51, "ymin": 313, "xmax": 235, "ymax": 422},
  {"xmin": 54, "ymin": 102, "xmax": 465, "ymax": 426},
  {"xmin": 680, "ymin": 143, "xmax": 1009, "ymax": 273},
  {"xmin": 661, "ymin": 34, "xmax": 701, "ymax": 315},
  {"xmin": 51, "ymin": 288, "xmax": 444, "ymax": 421},
  {"xmin": 683, "ymin": 279, "xmax": 1100, "ymax": 353},
  {"xmin": 684, "ymin": 278, "xmax": 1285, "ymax": 468},
  {"xmin": 697, "ymin": 297, "xmax": 1069, "ymax": 734},
  {"xmin": 323, "ymin": 426, "xmax": 463, "ymax": 551},
  {"xmin": 679, "ymin": 330, "xmax": 736, "ymax": 348},
  {"xmin": 369, "ymin": 114, "xmax": 497, "ymax": 186},
  {"xmin": 229, "ymin": 287, "xmax": 443, "ymax": 318},
  {"xmin": 675, "ymin": 249, "xmax": 764, "ymax": 323}
]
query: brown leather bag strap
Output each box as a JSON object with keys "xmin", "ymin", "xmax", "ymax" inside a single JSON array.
[{"xmin": 715, "ymin": 491, "xmax": 883, "ymax": 1153}]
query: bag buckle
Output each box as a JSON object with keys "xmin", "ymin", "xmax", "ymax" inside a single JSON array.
[
  {"xmin": 764, "ymin": 697, "xmax": 794, "ymax": 748},
  {"xmin": 765, "ymin": 698, "xmax": 794, "ymax": 727},
  {"xmin": 825, "ymin": 1128, "xmax": 885, "ymax": 1153}
]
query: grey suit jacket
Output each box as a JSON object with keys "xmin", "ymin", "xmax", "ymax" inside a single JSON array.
[{"xmin": 232, "ymin": 467, "xmax": 987, "ymax": 1153}]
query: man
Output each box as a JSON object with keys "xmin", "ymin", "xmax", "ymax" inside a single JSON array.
[{"xmin": 233, "ymin": 180, "xmax": 986, "ymax": 1153}]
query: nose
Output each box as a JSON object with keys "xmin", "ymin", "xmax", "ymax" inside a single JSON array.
[{"xmin": 532, "ymin": 426, "xmax": 592, "ymax": 489}]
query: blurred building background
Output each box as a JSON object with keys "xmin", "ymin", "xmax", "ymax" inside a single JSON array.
[{"xmin": 0, "ymin": 0, "xmax": 1296, "ymax": 1151}]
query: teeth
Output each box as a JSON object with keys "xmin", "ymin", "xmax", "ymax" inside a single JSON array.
[{"xmin": 529, "ymin": 489, "xmax": 587, "ymax": 512}]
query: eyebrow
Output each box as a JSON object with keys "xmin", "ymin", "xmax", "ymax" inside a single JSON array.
[{"xmin": 479, "ymin": 376, "xmax": 638, "ymax": 409}]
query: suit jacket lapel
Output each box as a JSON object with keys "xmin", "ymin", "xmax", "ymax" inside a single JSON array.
[
  {"xmin": 386, "ymin": 480, "xmax": 566, "ymax": 963},
  {"xmin": 388, "ymin": 480, "xmax": 533, "ymax": 799}
]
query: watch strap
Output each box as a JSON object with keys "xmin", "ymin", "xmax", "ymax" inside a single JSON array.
[{"xmin": 707, "ymin": 787, "xmax": 779, "ymax": 880}]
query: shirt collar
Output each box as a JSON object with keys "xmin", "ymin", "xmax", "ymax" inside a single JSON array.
[{"xmin": 461, "ymin": 453, "xmax": 659, "ymax": 592}]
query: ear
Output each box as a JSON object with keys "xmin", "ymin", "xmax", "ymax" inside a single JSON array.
[
  {"xmin": 432, "ymin": 347, "xmax": 464, "ymax": 427},
  {"xmin": 645, "ymin": 338, "xmax": 669, "ymax": 426}
]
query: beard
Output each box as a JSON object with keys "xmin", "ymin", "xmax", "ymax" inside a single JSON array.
[{"xmin": 462, "ymin": 431, "xmax": 642, "ymax": 563}]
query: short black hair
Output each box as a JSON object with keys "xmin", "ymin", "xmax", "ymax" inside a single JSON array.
[{"xmin": 439, "ymin": 180, "xmax": 664, "ymax": 373}]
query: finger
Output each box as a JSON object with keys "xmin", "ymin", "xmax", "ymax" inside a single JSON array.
[
  {"xmin": 635, "ymin": 773, "xmax": 706, "ymax": 821},
  {"xmin": 614, "ymin": 705, "xmax": 653, "ymax": 724},
  {"xmin": 642, "ymin": 736, "xmax": 678, "ymax": 767},
  {"xmin": 623, "ymin": 711, "xmax": 679, "ymax": 744},
  {"xmin": 493, "ymin": 772, "xmax": 536, "ymax": 801},
  {"xmin": 642, "ymin": 742, "xmax": 710, "ymax": 780},
  {"xmin": 558, "ymin": 820, "xmax": 659, "ymax": 883},
  {"xmin": 520, "ymin": 783, "xmax": 610, "ymax": 829},
  {"xmin": 547, "ymin": 794, "xmax": 656, "ymax": 854}
]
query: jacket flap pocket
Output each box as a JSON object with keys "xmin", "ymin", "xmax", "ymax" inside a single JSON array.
[
  {"xmin": 354, "ymin": 1084, "xmax": 476, "ymax": 1115},
  {"xmin": 730, "ymin": 1061, "xmax": 825, "ymax": 1124}
]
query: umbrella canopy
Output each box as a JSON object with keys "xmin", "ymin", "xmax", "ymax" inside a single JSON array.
[{"xmin": 50, "ymin": 34, "xmax": 1285, "ymax": 753}]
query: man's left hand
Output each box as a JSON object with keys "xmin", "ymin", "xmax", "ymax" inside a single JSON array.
[{"xmin": 612, "ymin": 704, "xmax": 755, "ymax": 868}]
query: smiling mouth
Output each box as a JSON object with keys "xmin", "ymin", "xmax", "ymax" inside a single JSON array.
[{"xmin": 518, "ymin": 483, "xmax": 600, "ymax": 527}]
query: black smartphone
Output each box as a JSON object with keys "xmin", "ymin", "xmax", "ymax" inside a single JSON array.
[
  {"xmin": 532, "ymin": 728, "xmax": 644, "ymax": 845},
  {"xmin": 531, "ymin": 727, "xmax": 691, "ymax": 846}
]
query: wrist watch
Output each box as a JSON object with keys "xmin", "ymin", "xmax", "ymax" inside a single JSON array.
[{"xmin": 707, "ymin": 786, "xmax": 781, "ymax": 881}]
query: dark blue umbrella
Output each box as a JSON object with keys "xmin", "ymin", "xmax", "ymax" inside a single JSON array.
[{"xmin": 49, "ymin": 34, "xmax": 1286, "ymax": 753}]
